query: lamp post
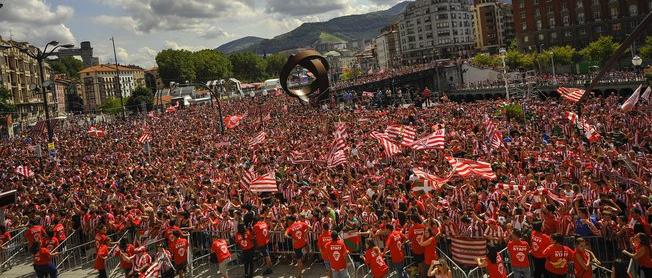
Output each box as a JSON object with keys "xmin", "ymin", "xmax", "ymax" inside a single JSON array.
[
  {"xmin": 499, "ymin": 47, "xmax": 509, "ymax": 100},
  {"xmin": 20, "ymin": 41, "xmax": 74, "ymax": 145},
  {"xmin": 550, "ymin": 51, "xmax": 557, "ymax": 85},
  {"xmin": 177, "ymin": 82, "xmax": 225, "ymax": 134},
  {"xmin": 110, "ymin": 37, "xmax": 125, "ymax": 119},
  {"xmin": 632, "ymin": 55, "xmax": 642, "ymax": 78}
]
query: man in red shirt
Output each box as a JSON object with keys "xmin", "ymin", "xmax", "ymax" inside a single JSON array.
[
  {"xmin": 0, "ymin": 225, "xmax": 11, "ymax": 246},
  {"xmin": 384, "ymin": 224, "xmax": 408, "ymax": 278},
  {"xmin": 325, "ymin": 231, "xmax": 350, "ymax": 278},
  {"xmin": 543, "ymin": 233, "xmax": 574, "ymax": 278},
  {"xmin": 115, "ymin": 238, "xmax": 135, "ymax": 277},
  {"xmin": 507, "ymin": 229, "xmax": 530, "ymax": 278},
  {"xmin": 236, "ymin": 224, "xmax": 255, "ymax": 278},
  {"xmin": 530, "ymin": 221, "xmax": 552, "ymax": 278},
  {"xmin": 363, "ymin": 239, "xmax": 389, "ymax": 278},
  {"xmin": 169, "ymin": 231, "xmax": 189, "ymax": 278},
  {"xmin": 94, "ymin": 237, "xmax": 110, "ymax": 278},
  {"xmin": 211, "ymin": 234, "xmax": 232, "ymax": 278},
  {"xmin": 422, "ymin": 87, "xmax": 431, "ymax": 107},
  {"xmin": 25, "ymin": 219, "xmax": 46, "ymax": 249},
  {"xmin": 252, "ymin": 215, "xmax": 273, "ymax": 275},
  {"xmin": 318, "ymin": 223, "xmax": 333, "ymax": 278},
  {"xmin": 285, "ymin": 215, "xmax": 309, "ymax": 278},
  {"xmin": 407, "ymin": 214, "xmax": 426, "ymax": 278}
]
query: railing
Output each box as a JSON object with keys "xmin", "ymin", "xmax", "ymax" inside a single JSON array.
[
  {"xmin": 54, "ymin": 230, "xmax": 127, "ymax": 274},
  {"xmin": 108, "ymin": 237, "xmax": 163, "ymax": 278},
  {"xmin": 0, "ymin": 227, "xmax": 28, "ymax": 271}
]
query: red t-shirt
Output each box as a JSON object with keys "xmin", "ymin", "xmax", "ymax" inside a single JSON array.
[
  {"xmin": 635, "ymin": 245, "xmax": 652, "ymax": 268},
  {"xmin": 116, "ymin": 244, "xmax": 135, "ymax": 269},
  {"xmin": 33, "ymin": 247, "xmax": 52, "ymax": 266},
  {"xmin": 285, "ymin": 221, "xmax": 309, "ymax": 249},
  {"xmin": 325, "ymin": 239, "xmax": 349, "ymax": 271},
  {"xmin": 573, "ymin": 249, "xmax": 592, "ymax": 278},
  {"xmin": 211, "ymin": 239, "xmax": 231, "ymax": 263},
  {"xmin": 507, "ymin": 240, "xmax": 530, "ymax": 268},
  {"xmin": 385, "ymin": 230, "xmax": 406, "ymax": 263},
  {"xmin": 542, "ymin": 214, "xmax": 559, "ymax": 235},
  {"xmin": 486, "ymin": 254, "xmax": 508, "ymax": 278},
  {"xmin": 318, "ymin": 230, "xmax": 333, "ymax": 260},
  {"xmin": 253, "ymin": 221, "xmax": 270, "ymax": 247},
  {"xmin": 530, "ymin": 231, "xmax": 551, "ymax": 258},
  {"xmin": 44, "ymin": 237, "xmax": 59, "ymax": 251},
  {"xmin": 543, "ymin": 244, "xmax": 574, "ymax": 275},
  {"xmin": 407, "ymin": 223, "xmax": 425, "ymax": 255},
  {"xmin": 235, "ymin": 231, "xmax": 254, "ymax": 251},
  {"xmin": 53, "ymin": 223, "xmax": 66, "ymax": 242},
  {"xmin": 171, "ymin": 238, "xmax": 189, "ymax": 265},
  {"xmin": 164, "ymin": 226, "xmax": 181, "ymax": 245},
  {"xmin": 26, "ymin": 225, "xmax": 46, "ymax": 246},
  {"xmin": 364, "ymin": 249, "xmax": 389, "ymax": 278},
  {"xmin": 423, "ymin": 236, "xmax": 438, "ymax": 263},
  {"xmin": 0, "ymin": 231, "xmax": 10, "ymax": 245},
  {"xmin": 94, "ymin": 244, "xmax": 109, "ymax": 270}
]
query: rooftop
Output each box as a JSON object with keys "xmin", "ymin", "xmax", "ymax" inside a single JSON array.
[{"xmin": 79, "ymin": 64, "xmax": 144, "ymax": 74}]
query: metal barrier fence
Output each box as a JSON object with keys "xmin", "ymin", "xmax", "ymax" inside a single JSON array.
[
  {"xmin": 53, "ymin": 230, "xmax": 128, "ymax": 274},
  {"xmin": 0, "ymin": 227, "xmax": 28, "ymax": 271}
]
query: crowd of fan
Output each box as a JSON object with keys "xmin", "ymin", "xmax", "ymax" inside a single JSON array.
[{"xmin": 1, "ymin": 87, "xmax": 652, "ymax": 278}]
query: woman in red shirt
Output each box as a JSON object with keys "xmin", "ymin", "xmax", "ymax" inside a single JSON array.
[
  {"xmin": 363, "ymin": 239, "xmax": 389, "ymax": 278},
  {"xmin": 476, "ymin": 246, "xmax": 507, "ymax": 278},
  {"xmin": 31, "ymin": 240, "xmax": 60, "ymax": 278},
  {"xmin": 624, "ymin": 233, "xmax": 652, "ymax": 278},
  {"xmin": 235, "ymin": 224, "xmax": 255, "ymax": 278},
  {"xmin": 418, "ymin": 224, "xmax": 440, "ymax": 270},
  {"xmin": 574, "ymin": 237, "xmax": 600, "ymax": 278}
]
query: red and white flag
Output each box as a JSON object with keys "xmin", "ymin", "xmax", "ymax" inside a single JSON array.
[
  {"xmin": 578, "ymin": 119, "xmax": 601, "ymax": 143},
  {"xmin": 446, "ymin": 156, "xmax": 496, "ymax": 180},
  {"xmin": 144, "ymin": 261, "xmax": 160, "ymax": 278},
  {"xmin": 451, "ymin": 237, "xmax": 487, "ymax": 266},
  {"xmin": 557, "ymin": 87, "xmax": 586, "ymax": 103},
  {"xmin": 490, "ymin": 131, "xmax": 502, "ymax": 149},
  {"xmin": 263, "ymin": 113, "xmax": 272, "ymax": 121},
  {"xmin": 411, "ymin": 168, "xmax": 451, "ymax": 188},
  {"xmin": 411, "ymin": 129, "xmax": 445, "ymax": 150},
  {"xmin": 385, "ymin": 124, "xmax": 417, "ymax": 147},
  {"xmin": 224, "ymin": 115, "xmax": 244, "ymax": 129},
  {"xmin": 334, "ymin": 122, "xmax": 348, "ymax": 139},
  {"xmin": 370, "ymin": 131, "xmax": 391, "ymax": 141},
  {"xmin": 495, "ymin": 182, "xmax": 526, "ymax": 191},
  {"xmin": 484, "ymin": 115, "xmax": 496, "ymax": 138},
  {"xmin": 250, "ymin": 173, "xmax": 278, "ymax": 193},
  {"xmin": 327, "ymin": 149, "xmax": 347, "ymax": 168},
  {"xmin": 290, "ymin": 150, "xmax": 306, "ymax": 164},
  {"xmin": 565, "ymin": 111, "xmax": 578, "ymax": 124},
  {"xmin": 377, "ymin": 137, "xmax": 401, "ymax": 157},
  {"xmin": 641, "ymin": 86, "xmax": 651, "ymax": 102},
  {"xmin": 249, "ymin": 131, "xmax": 267, "ymax": 147},
  {"xmin": 15, "ymin": 165, "xmax": 34, "ymax": 177},
  {"xmin": 240, "ymin": 167, "xmax": 256, "ymax": 189},
  {"xmin": 138, "ymin": 133, "xmax": 152, "ymax": 144},
  {"xmin": 87, "ymin": 126, "xmax": 106, "ymax": 138},
  {"xmin": 621, "ymin": 84, "xmax": 642, "ymax": 112}
]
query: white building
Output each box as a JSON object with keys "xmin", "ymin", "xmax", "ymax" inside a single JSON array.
[{"xmin": 79, "ymin": 64, "xmax": 145, "ymax": 112}]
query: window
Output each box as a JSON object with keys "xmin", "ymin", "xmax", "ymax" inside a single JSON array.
[
  {"xmin": 549, "ymin": 18, "xmax": 556, "ymax": 28},
  {"xmin": 610, "ymin": 7, "xmax": 618, "ymax": 19},
  {"xmin": 535, "ymin": 9, "xmax": 541, "ymax": 17},
  {"xmin": 551, "ymin": 32, "xmax": 557, "ymax": 39},
  {"xmin": 578, "ymin": 13, "xmax": 585, "ymax": 24},
  {"xmin": 629, "ymin": 4, "xmax": 638, "ymax": 16},
  {"xmin": 593, "ymin": 10, "xmax": 601, "ymax": 20},
  {"xmin": 524, "ymin": 35, "xmax": 529, "ymax": 42},
  {"xmin": 522, "ymin": 22, "xmax": 527, "ymax": 31},
  {"xmin": 536, "ymin": 20, "xmax": 542, "ymax": 30},
  {"xmin": 563, "ymin": 15, "xmax": 570, "ymax": 25},
  {"xmin": 538, "ymin": 33, "xmax": 545, "ymax": 41},
  {"xmin": 612, "ymin": 23, "xmax": 621, "ymax": 31},
  {"xmin": 565, "ymin": 31, "xmax": 572, "ymax": 37},
  {"xmin": 520, "ymin": 1, "xmax": 525, "ymax": 9},
  {"xmin": 592, "ymin": 0, "xmax": 599, "ymax": 6},
  {"xmin": 576, "ymin": 0, "xmax": 583, "ymax": 9}
]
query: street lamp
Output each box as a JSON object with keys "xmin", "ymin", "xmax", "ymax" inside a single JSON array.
[
  {"xmin": 499, "ymin": 47, "xmax": 509, "ymax": 100},
  {"xmin": 632, "ymin": 55, "xmax": 643, "ymax": 77},
  {"xmin": 19, "ymin": 41, "xmax": 74, "ymax": 145},
  {"xmin": 178, "ymin": 81, "xmax": 225, "ymax": 134},
  {"xmin": 550, "ymin": 51, "xmax": 557, "ymax": 85}
]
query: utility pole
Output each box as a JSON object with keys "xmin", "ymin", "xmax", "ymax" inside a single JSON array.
[{"xmin": 110, "ymin": 37, "xmax": 125, "ymax": 119}]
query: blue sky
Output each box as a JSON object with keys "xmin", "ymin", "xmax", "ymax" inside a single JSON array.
[{"xmin": 0, "ymin": 0, "xmax": 403, "ymax": 68}]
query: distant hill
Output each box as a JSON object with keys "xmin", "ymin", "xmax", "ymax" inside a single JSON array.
[
  {"xmin": 215, "ymin": 36, "xmax": 265, "ymax": 53},
  {"xmin": 216, "ymin": 1, "xmax": 412, "ymax": 54}
]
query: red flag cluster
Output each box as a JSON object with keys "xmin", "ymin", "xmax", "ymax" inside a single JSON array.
[
  {"xmin": 15, "ymin": 165, "xmax": 34, "ymax": 177},
  {"xmin": 446, "ymin": 156, "xmax": 496, "ymax": 180},
  {"xmin": 327, "ymin": 122, "xmax": 348, "ymax": 168},
  {"xmin": 138, "ymin": 133, "xmax": 152, "ymax": 144},
  {"xmin": 557, "ymin": 87, "xmax": 586, "ymax": 103},
  {"xmin": 410, "ymin": 129, "xmax": 445, "ymax": 150},
  {"xmin": 564, "ymin": 111, "xmax": 601, "ymax": 143}
]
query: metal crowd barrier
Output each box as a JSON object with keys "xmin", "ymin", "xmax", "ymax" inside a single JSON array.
[
  {"xmin": 108, "ymin": 237, "xmax": 164, "ymax": 278},
  {"xmin": 0, "ymin": 227, "xmax": 28, "ymax": 271},
  {"xmin": 54, "ymin": 230, "xmax": 128, "ymax": 274}
]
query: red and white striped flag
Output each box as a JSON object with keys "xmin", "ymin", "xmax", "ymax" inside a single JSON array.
[
  {"xmin": 490, "ymin": 131, "xmax": 502, "ymax": 149},
  {"xmin": 451, "ymin": 237, "xmax": 487, "ymax": 266},
  {"xmin": 87, "ymin": 126, "xmax": 106, "ymax": 138},
  {"xmin": 263, "ymin": 113, "xmax": 272, "ymax": 121},
  {"xmin": 377, "ymin": 137, "xmax": 401, "ymax": 157},
  {"xmin": 557, "ymin": 87, "xmax": 586, "ymax": 103},
  {"xmin": 240, "ymin": 167, "xmax": 256, "ymax": 189},
  {"xmin": 641, "ymin": 86, "xmax": 651, "ymax": 102},
  {"xmin": 495, "ymin": 182, "xmax": 526, "ymax": 191},
  {"xmin": 224, "ymin": 115, "xmax": 245, "ymax": 129},
  {"xmin": 144, "ymin": 261, "xmax": 160, "ymax": 278},
  {"xmin": 385, "ymin": 125, "xmax": 417, "ymax": 146},
  {"xmin": 249, "ymin": 131, "xmax": 267, "ymax": 147},
  {"xmin": 290, "ymin": 150, "xmax": 306, "ymax": 164},
  {"xmin": 327, "ymin": 149, "xmax": 347, "ymax": 168},
  {"xmin": 446, "ymin": 156, "xmax": 496, "ymax": 180},
  {"xmin": 578, "ymin": 119, "xmax": 601, "ymax": 143},
  {"xmin": 411, "ymin": 168, "xmax": 450, "ymax": 188},
  {"xmin": 565, "ymin": 111, "xmax": 578, "ymax": 124},
  {"xmin": 138, "ymin": 133, "xmax": 151, "ymax": 144},
  {"xmin": 370, "ymin": 131, "xmax": 391, "ymax": 141},
  {"xmin": 484, "ymin": 115, "xmax": 496, "ymax": 138},
  {"xmin": 250, "ymin": 173, "xmax": 278, "ymax": 193},
  {"xmin": 15, "ymin": 165, "xmax": 34, "ymax": 177},
  {"xmin": 621, "ymin": 84, "xmax": 642, "ymax": 112},
  {"xmin": 30, "ymin": 120, "xmax": 47, "ymax": 138},
  {"xmin": 334, "ymin": 122, "xmax": 347, "ymax": 139},
  {"xmin": 410, "ymin": 129, "xmax": 445, "ymax": 150}
]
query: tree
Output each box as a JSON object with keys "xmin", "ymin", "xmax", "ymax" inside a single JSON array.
[
  {"xmin": 472, "ymin": 53, "xmax": 498, "ymax": 67},
  {"xmin": 580, "ymin": 36, "xmax": 619, "ymax": 65},
  {"xmin": 193, "ymin": 49, "xmax": 232, "ymax": 83},
  {"xmin": 126, "ymin": 86, "xmax": 154, "ymax": 112},
  {"xmin": 229, "ymin": 52, "xmax": 267, "ymax": 82},
  {"xmin": 155, "ymin": 49, "xmax": 196, "ymax": 85},
  {"xmin": 99, "ymin": 97, "xmax": 123, "ymax": 114},
  {"xmin": 0, "ymin": 86, "xmax": 14, "ymax": 113},
  {"xmin": 641, "ymin": 35, "xmax": 652, "ymax": 62},
  {"xmin": 265, "ymin": 53, "xmax": 288, "ymax": 78},
  {"xmin": 549, "ymin": 45, "xmax": 576, "ymax": 65},
  {"xmin": 340, "ymin": 67, "xmax": 363, "ymax": 81},
  {"xmin": 47, "ymin": 56, "xmax": 84, "ymax": 78}
]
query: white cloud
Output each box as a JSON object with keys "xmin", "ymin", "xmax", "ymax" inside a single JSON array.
[
  {"xmin": 265, "ymin": 0, "xmax": 348, "ymax": 16},
  {"xmin": 0, "ymin": 0, "xmax": 76, "ymax": 45},
  {"xmin": 93, "ymin": 15, "xmax": 141, "ymax": 34}
]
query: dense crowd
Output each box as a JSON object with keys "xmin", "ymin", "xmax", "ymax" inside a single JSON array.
[
  {"xmin": 332, "ymin": 60, "xmax": 461, "ymax": 90},
  {"xmin": 461, "ymin": 71, "xmax": 646, "ymax": 91},
  {"xmin": 1, "ymin": 85, "xmax": 652, "ymax": 278}
]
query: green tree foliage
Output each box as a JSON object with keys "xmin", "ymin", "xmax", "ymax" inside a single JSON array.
[
  {"xmin": 580, "ymin": 36, "xmax": 619, "ymax": 65},
  {"xmin": 641, "ymin": 36, "xmax": 652, "ymax": 62},
  {"xmin": 99, "ymin": 97, "xmax": 123, "ymax": 114},
  {"xmin": 471, "ymin": 53, "xmax": 498, "ymax": 67},
  {"xmin": 265, "ymin": 53, "xmax": 288, "ymax": 78},
  {"xmin": 47, "ymin": 56, "xmax": 84, "ymax": 78},
  {"xmin": 193, "ymin": 49, "xmax": 232, "ymax": 83},
  {"xmin": 0, "ymin": 86, "xmax": 14, "ymax": 112},
  {"xmin": 155, "ymin": 49, "xmax": 196, "ymax": 85},
  {"xmin": 340, "ymin": 67, "xmax": 363, "ymax": 81},
  {"xmin": 549, "ymin": 45, "xmax": 576, "ymax": 65},
  {"xmin": 498, "ymin": 102, "xmax": 525, "ymax": 123},
  {"xmin": 126, "ymin": 86, "xmax": 154, "ymax": 112},
  {"xmin": 229, "ymin": 52, "xmax": 267, "ymax": 82}
]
